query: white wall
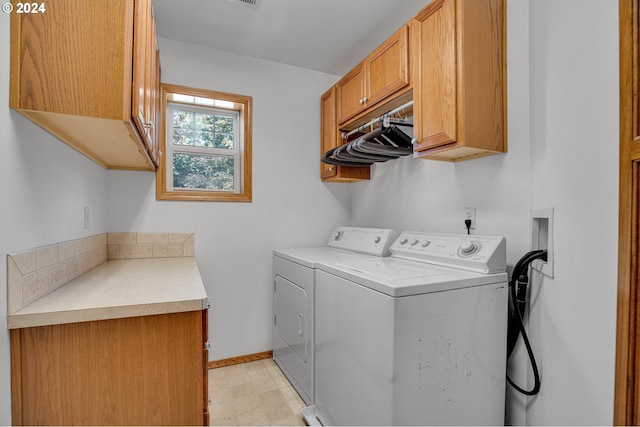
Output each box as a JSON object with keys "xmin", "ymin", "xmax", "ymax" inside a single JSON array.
[
  {"xmin": 349, "ymin": 0, "xmax": 619, "ymax": 424},
  {"xmin": 0, "ymin": 13, "xmax": 109, "ymax": 425},
  {"xmin": 525, "ymin": 0, "xmax": 619, "ymax": 424},
  {"xmin": 106, "ymin": 38, "xmax": 350, "ymax": 360}
]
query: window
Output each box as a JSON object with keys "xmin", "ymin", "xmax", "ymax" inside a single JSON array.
[{"xmin": 157, "ymin": 84, "xmax": 252, "ymax": 202}]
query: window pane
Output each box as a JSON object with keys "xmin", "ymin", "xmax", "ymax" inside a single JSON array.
[
  {"xmin": 198, "ymin": 131, "xmax": 215, "ymax": 147},
  {"xmin": 215, "ymin": 116, "xmax": 234, "ymax": 133},
  {"xmin": 215, "ymin": 133, "xmax": 234, "ymax": 149},
  {"xmin": 173, "ymin": 110, "xmax": 195, "ymax": 129},
  {"xmin": 195, "ymin": 113, "xmax": 215, "ymax": 131},
  {"xmin": 173, "ymin": 153, "xmax": 234, "ymax": 191},
  {"xmin": 173, "ymin": 129, "xmax": 197, "ymax": 146}
]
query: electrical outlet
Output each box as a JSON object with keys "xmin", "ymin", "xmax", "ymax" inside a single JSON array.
[{"xmin": 464, "ymin": 207, "xmax": 476, "ymax": 229}]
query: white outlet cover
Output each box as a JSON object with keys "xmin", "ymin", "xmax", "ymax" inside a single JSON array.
[
  {"xmin": 530, "ymin": 207, "xmax": 553, "ymax": 277},
  {"xmin": 464, "ymin": 207, "xmax": 476, "ymax": 229}
]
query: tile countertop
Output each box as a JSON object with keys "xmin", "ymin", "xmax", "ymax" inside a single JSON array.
[{"xmin": 7, "ymin": 257, "xmax": 209, "ymax": 329}]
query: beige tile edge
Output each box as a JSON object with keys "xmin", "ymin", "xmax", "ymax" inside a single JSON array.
[
  {"xmin": 7, "ymin": 232, "xmax": 196, "ymax": 320},
  {"xmin": 7, "ymin": 234, "xmax": 109, "ymax": 317},
  {"xmin": 7, "ymin": 256, "xmax": 23, "ymax": 315},
  {"xmin": 108, "ymin": 232, "xmax": 195, "ymax": 260}
]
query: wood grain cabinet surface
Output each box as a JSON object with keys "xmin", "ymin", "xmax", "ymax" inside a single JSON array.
[
  {"xmin": 133, "ymin": 0, "xmax": 161, "ymax": 166},
  {"xmin": 320, "ymin": 86, "xmax": 370, "ymax": 182},
  {"xmin": 411, "ymin": 0, "xmax": 506, "ymax": 161},
  {"xmin": 320, "ymin": 0, "xmax": 506, "ymax": 177},
  {"xmin": 10, "ymin": 310, "xmax": 210, "ymax": 426},
  {"xmin": 9, "ymin": 0, "xmax": 160, "ymax": 170},
  {"xmin": 336, "ymin": 25, "xmax": 411, "ymax": 126}
]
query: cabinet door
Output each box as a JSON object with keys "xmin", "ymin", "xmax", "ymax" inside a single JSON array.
[
  {"xmin": 412, "ymin": 0, "xmax": 457, "ymax": 151},
  {"xmin": 336, "ymin": 63, "xmax": 365, "ymax": 124},
  {"xmin": 132, "ymin": 0, "xmax": 149, "ymax": 143},
  {"xmin": 365, "ymin": 25, "xmax": 410, "ymax": 108},
  {"xmin": 11, "ymin": 312, "xmax": 206, "ymax": 425},
  {"xmin": 202, "ymin": 308, "xmax": 210, "ymax": 426},
  {"xmin": 320, "ymin": 86, "xmax": 370, "ymax": 182},
  {"xmin": 154, "ymin": 49, "xmax": 162, "ymax": 166},
  {"xmin": 145, "ymin": 8, "xmax": 159, "ymax": 162},
  {"xmin": 321, "ymin": 87, "xmax": 339, "ymax": 180}
]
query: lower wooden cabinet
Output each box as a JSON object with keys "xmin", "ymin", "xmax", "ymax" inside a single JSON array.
[{"xmin": 10, "ymin": 310, "xmax": 209, "ymax": 426}]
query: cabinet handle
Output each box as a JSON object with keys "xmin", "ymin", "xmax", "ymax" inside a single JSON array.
[
  {"xmin": 362, "ymin": 97, "xmax": 368, "ymax": 103},
  {"xmin": 359, "ymin": 98, "xmax": 364, "ymax": 105},
  {"xmin": 329, "ymin": 166, "xmax": 333, "ymax": 171}
]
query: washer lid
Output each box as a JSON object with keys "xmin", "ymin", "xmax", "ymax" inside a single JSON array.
[
  {"xmin": 273, "ymin": 247, "xmax": 351, "ymax": 268},
  {"xmin": 316, "ymin": 256, "xmax": 508, "ymax": 297},
  {"xmin": 273, "ymin": 227, "xmax": 397, "ymax": 267}
]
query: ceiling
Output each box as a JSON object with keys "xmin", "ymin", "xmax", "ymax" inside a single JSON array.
[{"xmin": 152, "ymin": 0, "xmax": 428, "ymax": 76}]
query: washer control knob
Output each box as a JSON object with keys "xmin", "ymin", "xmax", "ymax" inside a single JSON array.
[
  {"xmin": 410, "ymin": 239, "xmax": 419, "ymax": 246},
  {"xmin": 334, "ymin": 231, "xmax": 343, "ymax": 241},
  {"xmin": 399, "ymin": 238, "xmax": 408, "ymax": 245},
  {"xmin": 374, "ymin": 236, "xmax": 381, "ymax": 244},
  {"xmin": 421, "ymin": 240, "xmax": 431, "ymax": 247},
  {"xmin": 460, "ymin": 241, "xmax": 478, "ymax": 255}
]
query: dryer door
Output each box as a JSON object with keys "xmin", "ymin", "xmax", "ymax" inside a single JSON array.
[{"xmin": 274, "ymin": 275, "xmax": 308, "ymax": 362}]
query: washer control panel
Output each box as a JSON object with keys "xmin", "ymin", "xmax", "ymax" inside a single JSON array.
[
  {"xmin": 390, "ymin": 231, "xmax": 506, "ymax": 274},
  {"xmin": 328, "ymin": 227, "xmax": 398, "ymax": 257}
]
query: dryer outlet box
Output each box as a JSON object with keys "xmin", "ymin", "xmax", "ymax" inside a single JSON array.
[{"xmin": 530, "ymin": 207, "xmax": 554, "ymax": 277}]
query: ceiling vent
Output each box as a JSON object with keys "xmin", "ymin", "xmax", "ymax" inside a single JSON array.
[{"xmin": 226, "ymin": 0, "xmax": 260, "ymax": 7}]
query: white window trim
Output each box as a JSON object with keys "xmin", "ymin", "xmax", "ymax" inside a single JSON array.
[{"xmin": 166, "ymin": 102, "xmax": 243, "ymax": 194}]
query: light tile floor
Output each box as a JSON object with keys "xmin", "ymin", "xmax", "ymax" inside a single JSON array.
[{"xmin": 209, "ymin": 358, "xmax": 306, "ymax": 426}]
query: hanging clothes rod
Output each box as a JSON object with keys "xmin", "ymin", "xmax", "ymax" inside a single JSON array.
[{"xmin": 343, "ymin": 100, "xmax": 414, "ymax": 139}]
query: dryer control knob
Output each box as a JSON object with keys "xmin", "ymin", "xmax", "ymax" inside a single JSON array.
[
  {"xmin": 399, "ymin": 238, "xmax": 408, "ymax": 245},
  {"xmin": 334, "ymin": 231, "xmax": 343, "ymax": 241},
  {"xmin": 374, "ymin": 236, "xmax": 381, "ymax": 244},
  {"xmin": 421, "ymin": 240, "xmax": 431, "ymax": 247},
  {"xmin": 410, "ymin": 239, "xmax": 419, "ymax": 246},
  {"xmin": 460, "ymin": 241, "xmax": 478, "ymax": 255}
]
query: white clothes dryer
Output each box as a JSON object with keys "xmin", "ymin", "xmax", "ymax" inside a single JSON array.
[
  {"xmin": 303, "ymin": 231, "xmax": 508, "ymax": 426},
  {"xmin": 272, "ymin": 227, "xmax": 397, "ymax": 405}
]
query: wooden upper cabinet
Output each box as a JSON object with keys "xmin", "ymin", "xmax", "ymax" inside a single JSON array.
[
  {"xmin": 321, "ymin": 87, "xmax": 339, "ymax": 180},
  {"xmin": 412, "ymin": 0, "xmax": 506, "ymax": 161},
  {"xmin": 412, "ymin": 0, "xmax": 457, "ymax": 150},
  {"xmin": 321, "ymin": 86, "xmax": 370, "ymax": 182},
  {"xmin": 9, "ymin": 0, "xmax": 159, "ymax": 170},
  {"xmin": 366, "ymin": 25, "xmax": 410, "ymax": 108},
  {"xmin": 336, "ymin": 64, "xmax": 366, "ymax": 126},
  {"xmin": 132, "ymin": 0, "xmax": 149, "ymax": 144},
  {"xmin": 337, "ymin": 25, "xmax": 410, "ymax": 126},
  {"xmin": 135, "ymin": 0, "xmax": 161, "ymax": 165}
]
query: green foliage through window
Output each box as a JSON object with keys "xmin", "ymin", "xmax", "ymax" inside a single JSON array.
[
  {"xmin": 172, "ymin": 109, "xmax": 234, "ymax": 149},
  {"xmin": 158, "ymin": 84, "xmax": 251, "ymax": 202},
  {"xmin": 173, "ymin": 153, "xmax": 234, "ymax": 190}
]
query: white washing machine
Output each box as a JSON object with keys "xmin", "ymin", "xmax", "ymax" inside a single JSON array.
[
  {"xmin": 303, "ymin": 231, "xmax": 508, "ymax": 426},
  {"xmin": 272, "ymin": 227, "xmax": 397, "ymax": 405}
]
